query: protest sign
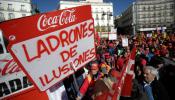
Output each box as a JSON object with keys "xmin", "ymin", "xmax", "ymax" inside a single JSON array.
[
  {"xmin": 108, "ymin": 33, "xmax": 117, "ymax": 40},
  {"xmin": 47, "ymin": 82, "xmax": 68, "ymax": 100},
  {"xmin": 0, "ymin": 53, "xmax": 36, "ymax": 99},
  {"xmin": 146, "ymin": 33, "xmax": 152, "ymax": 37},
  {"xmin": 122, "ymin": 38, "xmax": 128, "ymax": 47},
  {"xmin": 0, "ymin": 71, "xmax": 33, "ymax": 99},
  {"xmin": 0, "ymin": 5, "xmax": 96, "ymax": 91}
]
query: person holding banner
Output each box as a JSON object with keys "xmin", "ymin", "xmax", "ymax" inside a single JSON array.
[
  {"xmin": 76, "ymin": 62, "xmax": 103, "ymax": 100},
  {"xmin": 99, "ymin": 57, "xmax": 111, "ymax": 76}
]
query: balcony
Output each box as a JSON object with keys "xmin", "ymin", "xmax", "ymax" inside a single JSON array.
[
  {"xmin": 20, "ymin": 9, "xmax": 27, "ymax": 12},
  {"xmin": 7, "ymin": 8, "xmax": 14, "ymax": 11},
  {"xmin": 0, "ymin": 7, "xmax": 4, "ymax": 10}
]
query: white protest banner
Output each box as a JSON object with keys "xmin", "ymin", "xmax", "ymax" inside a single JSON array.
[
  {"xmin": 122, "ymin": 38, "xmax": 128, "ymax": 47},
  {"xmin": 110, "ymin": 27, "xmax": 117, "ymax": 34},
  {"xmin": 101, "ymin": 32, "xmax": 109, "ymax": 38},
  {"xmin": 108, "ymin": 33, "xmax": 117, "ymax": 40},
  {"xmin": 47, "ymin": 82, "xmax": 68, "ymax": 100},
  {"xmin": 0, "ymin": 53, "xmax": 35, "ymax": 99},
  {"xmin": 146, "ymin": 33, "xmax": 152, "ymax": 37},
  {"xmin": 0, "ymin": 5, "xmax": 95, "ymax": 91},
  {"xmin": 0, "ymin": 71, "xmax": 33, "ymax": 99},
  {"xmin": 0, "ymin": 53, "xmax": 21, "ymax": 77}
]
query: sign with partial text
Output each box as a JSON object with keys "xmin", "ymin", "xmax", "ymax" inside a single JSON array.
[{"xmin": 108, "ymin": 33, "xmax": 117, "ymax": 40}]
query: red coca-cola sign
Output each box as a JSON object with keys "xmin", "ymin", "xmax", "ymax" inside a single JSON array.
[
  {"xmin": 37, "ymin": 9, "xmax": 76, "ymax": 31},
  {"xmin": 0, "ymin": 5, "xmax": 92, "ymax": 43},
  {"xmin": 0, "ymin": 5, "xmax": 94, "ymax": 91}
]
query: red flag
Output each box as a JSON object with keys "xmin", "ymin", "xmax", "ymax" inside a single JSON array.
[
  {"xmin": 110, "ymin": 47, "xmax": 136, "ymax": 99},
  {"xmin": 120, "ymin": 47, "xmax": 136, "ymax": 97}
]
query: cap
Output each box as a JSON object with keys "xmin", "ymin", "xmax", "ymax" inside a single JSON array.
[
  {"xmin": 141, "ymin": 59, "xmax": 147, "ymax": 66},
  {"xmin": 109, "ymin": 43, "xmax": 114, "ymax": 47},
  {"xmin": 105, "ymin": 55, "xmax": 111, "ymax": 59}
]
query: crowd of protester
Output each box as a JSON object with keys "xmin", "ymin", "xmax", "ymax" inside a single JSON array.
[
  {"xmin": 76, "ymin": 31, "xmax": 175, "ymax": 100},
  {"xmin": 0, "ymin": 30, "xmax": 174, "ymax": 100}
]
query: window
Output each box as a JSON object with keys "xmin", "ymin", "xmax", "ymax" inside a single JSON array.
[
  {"xmin": 22, "ymin": 14, "xmax": 26, "ymax": 17},
  {"xmin": 164, "ymin": 19, "xmax": 166, "ymax": 22},
  {"xmin": 150, "ymin": 5, "xmax": 153, "ymax": 11},
  {"xmin": 152, "ymin": 6, "xmax": 155, "ymax": 10},
  {"xmin": 166, "ymin": 4, "xmax": 170, "ymax": 9},
  {"xmin": 161, "ymin": 19, "xmax": 164, "ymax": 23},
  {"xmin": 101, "ymin": 8, "xmax": 103, "ymax": 13},
  {"xmin": 167, "ymin": 19, "xmax": 171, "ymax": 23},
  {"xmin": 101, "ymin": 12, "xmax": 105, "ymax": 20},
  {"xmin": 95, "ymin": 8, "xmax": 98, "ymax": 13},
  {"xmin": 164, "ymin": 11, "xmax": 167, "ymax": 15},
  {"xmin": 171, "ymin": 4, "xmax": 174, "ymax": 9},
  {"xmin": 8, "ymin": 4, "xmax": 13, "ymax": 11},
  {"xmin": 0, "ymin": 3, "xmax": 3, "ymax": 10},
  {"xmin": 145, "ymin": 6, "xmax": 148, "ymax": 11},
  {"xmin": 107, "ymin": 8, "xmax": 110, "ymax": 12},
  {"xmin": 157, "ymin": 12, "xmax": 161, "ymax": 17},
  {"xmin": 107, "ymin": 12, "xmax": 112, "ymax": 20},
  {"xmin": 8, "ymin": 13, "xmax": 15, "ymax": 19},
  {"xmin": 153, "ymin": 13, "xmax": 156, "ymax": 17},
  {"xmin": 170, "ymin": 12, "xmax": 173, "ymax": 16},
  {"xmin": 148, "ymin": 6, "xmax": 150, "ymax": 11},
  {"xmin": 0, "ymin": 12, "xmax": 5, "ymax": 21},
  {"xmin": 167, "ymin": 12, "xmax": 171, "ymax": 16},
  {"xmin": 147, "ymin": 13, "xmax": 150, "ymax": 18},
  {"xmin": 21, "ymin": 5, "xmax": 25, "ymax": 11},
  {"xmin": 151, "ymin": 20, "xmax": 154, "ymax": 23},
  {"xmin": 107, "ymin": 15, "xmax": 111, "ymax": 20},
  {"xmin": 95, "ymin": 14, "xmax": 99, "ymax": 20}
]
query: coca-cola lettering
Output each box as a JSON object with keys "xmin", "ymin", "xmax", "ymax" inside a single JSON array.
[
  {"xmin": 0, "ymin": 59, "xmax": 20, "ymax": 76},
  {"xmin": 59, "ymin": 9, "xmax": 76, "ymax": 25},
  {"xmin": 37, "ymin": 9, "xmax": 76, "ymax": 31}
]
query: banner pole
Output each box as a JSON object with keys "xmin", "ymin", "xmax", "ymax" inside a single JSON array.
[{"xmin": 70, "ymin": 62, "xmax": 80, "ymax": 93}]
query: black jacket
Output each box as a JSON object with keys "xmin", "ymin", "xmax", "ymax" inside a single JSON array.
[{"xmin": 151, "ymin": 79, "xmax": 170, "ymax": 100}]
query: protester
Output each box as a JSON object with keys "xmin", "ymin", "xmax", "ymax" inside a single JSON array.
[
  {"xmin": 92, "ymin": 68, "xmax": 120, "ymax": 100},
  {"xmin": 143, "ymin": 66, "xmax": 169, "ymax": 100},
  {"xmin": 76, "ymin": 62, "xmax": 103, "ymax": 100},
  {"xmin": 99, "ymin": 57, "xmax": 111, "ymax": 76}
]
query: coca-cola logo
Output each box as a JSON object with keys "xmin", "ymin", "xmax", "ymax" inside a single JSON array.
[
  {"xmin": 0, "ymin": 59, "xmax": 21, "ymax": 76},
  {"xmin": 37, "ymin": 9, "xmax": 76, "ymax": 31}
]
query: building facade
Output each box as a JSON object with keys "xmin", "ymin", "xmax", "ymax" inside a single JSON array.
[
  {"xmin": 59, "ymin": 0, "xmax": 114, "ymax": 37},
  {"xmin": 0, "ymin": 0, "xmax": 32, "ymax": 22},
  {"xmin": 118, "ymin": 0, "xmax": 175, "ymax": 34},
  {"xmin": 117, "ymin": 4, "xmax": 134, "ymax": 34},
  {"xmin": 0, "ymin": 0, "xmax": 32, "ymax": 54}
]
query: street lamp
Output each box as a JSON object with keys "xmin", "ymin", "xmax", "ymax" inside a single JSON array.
[{"xmin": 132, "ymin": 23, "xmax": 136, "ymax": 35}]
